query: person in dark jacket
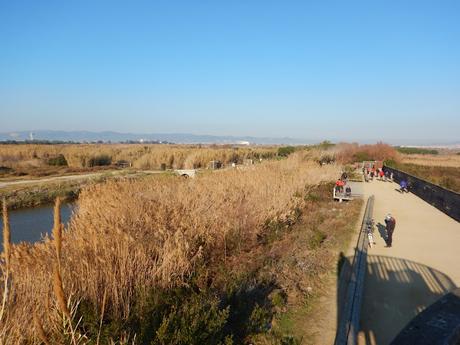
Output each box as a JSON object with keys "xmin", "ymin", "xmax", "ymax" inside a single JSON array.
[
  {"xmin": 384, "ymin": 214, "xmax": 396, "ymax": 247},
  {"xmin": 400, "ymin": 180, "xmax": 408, "ymax": 193}
]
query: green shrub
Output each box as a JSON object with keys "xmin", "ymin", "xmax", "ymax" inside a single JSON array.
[
  {"xmin": 396, "ymin": 147, "xmax": 439, "ymax": 155},
  {"xmin": 270, "ymin": 290, "xmax": 287, "ymax": 309},
  {"xmin": 87, "ymin": 154, "xmax": 112, "ymax": 167},
  {"xmin": 383, "ymin": 159, "xmax": 397, "ymax": 167},
  {"xmin": 309, "ymin": 229, "xmax": 327, "ymax": 249},
  {"xmin": 155, "ymin": 293, "xmax": 231, "ymax": 345},
  {"xmin": 47, "ymin": 154, "xmax": 68, "ymax": 166},
  {"xmin": 278, "ymin": 146, "xmax": 296, "ymax": 157},
  {"xmin": 317, "ymin": 140, "xmax": 335, "ymax": 150},
  {"xmin": 248, "ymin": 304, "xmax": 271, "ymax": 333}
]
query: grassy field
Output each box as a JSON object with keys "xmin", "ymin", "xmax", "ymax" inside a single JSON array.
[{"xmin": 0, "ymin": 152, "xmax": 363, "ymax": 344}]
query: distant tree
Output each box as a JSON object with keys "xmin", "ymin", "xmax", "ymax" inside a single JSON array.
[
  {"xmin": 277, "ymin": 146, "xmax": 296, "ymax": 157},
  {"xmin": 317, "ymin": 140, "xmax": 335, "ymax": 150},
  {"xmin": 48, "ymin": 154, "xmax": 68, "ymax": 166},
  {"xmin": 88, "ymin": 155, "xmax": 112, "ymax": 167},
  {"xmin": 396, "ymin": 147, "xmax": 439, "ymax": 155}
]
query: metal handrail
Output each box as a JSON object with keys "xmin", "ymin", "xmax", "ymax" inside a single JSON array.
[{"xmin": 335, "ymin": 195, "xmax": 374, "ymax": 345}]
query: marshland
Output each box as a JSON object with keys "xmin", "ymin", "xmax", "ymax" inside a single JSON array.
[
  {"xmin": 1, "ymin": 143, "xmax": 369, "ymax": 344},
  {"xmin": 2, "ymin": 139, "xmax": 459, "ymax": 344}
]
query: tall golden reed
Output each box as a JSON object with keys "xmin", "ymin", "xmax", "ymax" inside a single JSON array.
[
  {"xmin": 52, "ymin": 263, "xmax": 70, "ymax": 319},
  {"xmin": 0, "ymin": 198, "xmax": 11, "ymax": 322},
  {"xmin": 33, "ymin": 312, "xmax": 50, "ymax": 345},
  {"xmin": 52, "ymin": 197, "xmax": 62, "ymax": 266},
  {"xmin": 0, "ymin": 151, "xmax": 341, "ymax": 341},
  {"xmin": 2, "ymin": 198, "xmax": 10, "ymax": 268}
]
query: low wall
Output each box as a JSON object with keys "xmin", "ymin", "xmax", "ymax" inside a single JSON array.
[{"xmin": 383, "ymin": 166, "xmax": 460, "ymax": 222}]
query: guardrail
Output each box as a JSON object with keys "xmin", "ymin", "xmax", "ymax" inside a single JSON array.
[
  {"xmin": 335, "ymin": 195, "xmax": 374, "ymax": 345},
  {"xmin": 383, "ymin": 166, "xmax": 460, "ymax": 222}
]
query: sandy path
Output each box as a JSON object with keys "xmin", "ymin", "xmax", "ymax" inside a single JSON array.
[{"xmin": 357, "ymin": 180, "xmax": 460, "ymax": 345}]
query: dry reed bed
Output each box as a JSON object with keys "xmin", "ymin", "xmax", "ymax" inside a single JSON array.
[
  {"xmin": 401, "ymin": 153, "xmax": 460, "ymax": 167},
  {"xmin": 0, "ymin": 144, "xmax": 278, "ymax": 170},
  {"xmin": 1, "ymin": 153, "xmax": 339, "ymax": 343}
]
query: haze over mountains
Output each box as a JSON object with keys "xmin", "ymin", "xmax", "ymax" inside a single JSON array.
[
  {"xmin": 0, "ymin": 130, "xmax": 311, "ymax": 145},
  {"xmin": 0, "ymin": 130, "xmax": 459, "ymax": 148}
]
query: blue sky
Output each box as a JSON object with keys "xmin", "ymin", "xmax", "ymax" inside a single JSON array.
[{"xmin": 0, "ymin": 1, "xmax": 459, "ymax": 143}]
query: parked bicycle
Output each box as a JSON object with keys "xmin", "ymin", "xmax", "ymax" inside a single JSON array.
[{"xmin": 366, "ymin": 218, "xmax": 376, "ymax": 248}]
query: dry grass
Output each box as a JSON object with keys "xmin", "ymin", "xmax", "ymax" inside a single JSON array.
[
  {"xmin": 401, "ymin": 153, "xmax": 460, "ymax": 168},
  {"xmin": 0, "ymin": 144, "xmax": 278, "ymax": 171},
  {"xmin": 388, "ymin": 161, "xmax": 460, "ymax": 193},
  {"xmin": 0, "ymin": 152, "xmax": 341, "ymax": 343},
  {"xmin": 334, "ymin": 142, "xmax": 399, "ymax": 164}
]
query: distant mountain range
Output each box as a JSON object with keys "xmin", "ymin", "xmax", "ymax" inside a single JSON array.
[{"xmin": 0, "ymin": 130, "xmax": 312, "ymax": 145}]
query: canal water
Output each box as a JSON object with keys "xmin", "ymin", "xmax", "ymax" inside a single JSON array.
[{"xmin": 0, "ymin": 203, "xmax": 74, "ymax": 248}]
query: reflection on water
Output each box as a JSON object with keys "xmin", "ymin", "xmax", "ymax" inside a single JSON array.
[{"xmin": 0, "ymin": 203, "xmax": 74, "ymax": 248}]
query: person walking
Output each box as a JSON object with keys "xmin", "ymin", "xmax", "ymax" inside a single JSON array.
[
  {"xmin": 384, "ymin": 214, "xmax": 396, "ymax": 247},
  {"xmin": 400, "ymin": 180, "xmax": 408, "ymax": 193}
]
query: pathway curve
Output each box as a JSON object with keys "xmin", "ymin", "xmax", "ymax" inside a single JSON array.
[{"xmin": 357, "ymin": 179, "xmax": 460, "ymax": 345}]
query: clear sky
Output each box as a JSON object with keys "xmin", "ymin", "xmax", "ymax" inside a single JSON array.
[{"xmin": 1, "ymin": 1, "xmax": 459, "ymax": 143}]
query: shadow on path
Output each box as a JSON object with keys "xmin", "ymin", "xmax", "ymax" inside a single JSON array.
[
  {"xmin": 376, "ymin": 223, "xmax": 387, "ymax": 242},
  {"xmin": 336, "ymin": 255, "xmax": 456, "ymax": 345},
  {"xmin": 358, "ymin": 255, "xmax": 456, "ymax": 345}
]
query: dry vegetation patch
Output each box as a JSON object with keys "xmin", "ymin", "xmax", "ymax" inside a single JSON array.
[
  {"xmin": 400, "ymin": 153, "xmax": 460, "ymax": 168},
  {"xmin": 387, "ymin": 161, "xmax": 460, "ymax": 193},
  {"xmin": 0, "ymin": 144, "xmax": 279, "ymax": 175},
  {"xmin": 0, "ymin": 152, "xmax": 362, "ymax": 344}
]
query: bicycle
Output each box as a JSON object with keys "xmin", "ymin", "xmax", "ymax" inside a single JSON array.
[{"xmin": 366, "ymin": 218, "xmax": 376, "ymax": 248}]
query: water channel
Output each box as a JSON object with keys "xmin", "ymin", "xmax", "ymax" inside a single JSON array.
[{"xmin": 0, "ymin": 203, "xmax": 74, "ymax": 249}]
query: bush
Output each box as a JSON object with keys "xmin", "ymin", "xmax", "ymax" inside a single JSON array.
[
  {"xmin": 337, "ymin": 142, "xmax": 398, "ymax": 164},
  {"xmin": 47, "ymin": 154, "xmax": 68, "ymax": 166},
  {"xmin": 87, "ymin": 154, "xmax": 112, "ymax": 167},
  {"xmin": 278, "ymin": 146, "xmax": 296, "ymax": 157},
  {"xmin": 155, "ymin": 293, "xmax": 232, "ymax": 345},
  {"xmin": 384, "ymin": 159, "xmax": 397, "ymax": 167},
  {"xmin": 316, "ymin": 140, "xmax": 335, "ymax": 150}
]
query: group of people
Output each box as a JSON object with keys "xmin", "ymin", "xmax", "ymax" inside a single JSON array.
[
  {"xmin": 363, "ymin": 165, "xmax": 393, "ymax": 182},
  {"xmin": 335, "ymin": 171, "xmax": 352, "ymax": 197}
]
